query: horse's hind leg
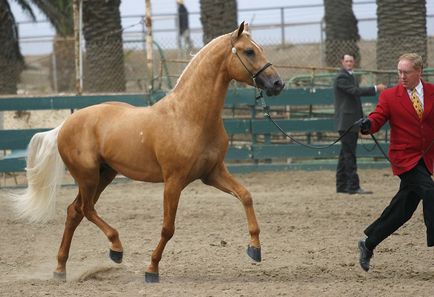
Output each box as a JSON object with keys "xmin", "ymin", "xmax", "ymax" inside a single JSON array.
[
  {"xmin": 53, "ymin": 194, "xmax": 84, "ymax": 280},
  {"xmin": 202, "ymin": 164, "xmax": 261, "ymax": 262},
  {"xmin": 53, "ymin": 166, "xmax": 118, "ymax": 280}
]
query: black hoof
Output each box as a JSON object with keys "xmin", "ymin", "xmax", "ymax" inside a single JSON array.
[
  {"xmin": 144, "ymin": 271, "xmax": 160, "ymax": 283},
  {"xmin": 109, "ymin": 249, "xmax": 123, "ymax": 264},
  {"xmin": 53, "ymin": 271, "xmax": 66, "ymax": 281},
  {"xmin": 247, "ymin": 245, "xmax": 262, "ymax": 262}
]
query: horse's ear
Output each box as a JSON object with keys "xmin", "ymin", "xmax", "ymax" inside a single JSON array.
[
  {"xmin": 244, "ymin": 22, "xmax": 250, "ymax": 32},
  {"xmin": 236, "ymin": 21, "xmax": 245, "ymax": 39}
]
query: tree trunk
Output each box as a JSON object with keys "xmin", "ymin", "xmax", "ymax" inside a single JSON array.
[
  {"xmin": 199, "ymin": 0, "xmax": 237, "ymax": 45},
  {"xmin": 376, "ymin": 0, "xmax": 427, "ymax": 84},
  {"xmin": 0, "ymin": 0, "xmax": 24, "ymax": 95},
  {"xmin": 50, "ymin": 35, "xmax": 75, "ymax": 92},
  {"xmin": 324, "ymin": 0, "xmax": 361, "ymax": 67},
  {"xmin": 82, "ymin": 0, "xmax": 125, "ymax": 92}
]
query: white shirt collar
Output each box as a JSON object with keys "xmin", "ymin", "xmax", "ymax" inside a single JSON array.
[
  {"xmin": 407, "ymin": 80, "xmax": 423, "ymax": 96},
  {"xmin": 415, "ymin": 81, "xmax": 423, "ymax": 95},
  {"xmin": 407, "ymin": 80, "xmax": 424, "ymax": 107}
]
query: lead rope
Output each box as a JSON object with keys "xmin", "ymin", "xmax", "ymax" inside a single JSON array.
[
  {"xmin": 256, "ymin": 92, "xmax": 434, "ymax": 168},
  {"xmin": 254, "ymin": 91, "xmax": 361, "ymax": 149}
]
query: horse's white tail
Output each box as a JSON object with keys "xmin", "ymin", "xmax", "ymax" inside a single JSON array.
[{"xmin": 11, "ymin": 124, "xmax": 65, "ymax": 223}]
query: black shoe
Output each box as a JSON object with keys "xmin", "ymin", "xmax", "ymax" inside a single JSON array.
[
  {"xmin": 337, "ymin": 189, "xmax": 349, "ymax": 194},
  {"xmin": 349, "ymin": 188, "xmax": 373, "ymax": 195},
  {"xmin": 358, "ymin": 240, "xmax": 373, "ymax": 272}
]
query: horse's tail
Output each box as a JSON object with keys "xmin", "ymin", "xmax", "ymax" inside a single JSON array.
[{"xmin": 11, "ymin": 124, "xmax": 65, "ymax": 223}]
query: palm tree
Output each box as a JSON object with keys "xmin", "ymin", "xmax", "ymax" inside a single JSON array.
[
  {"xmin": 30, "ymin": 1, "xmax": 126, "ymax": 93},
  {"xmin": 199, "ymin": 0, "xmax": 237, "ymax": 45},
  {"xmin": 0, "ymin": 0, "xmax": 34, "ymax": 95},
  {"xmin": 0, "ymin": 0, "xmax": 74, "ymax": 95},
  {"xmin": 323, "ymin": 0, "xmax": 361, "ymax": 67},
  {"xmin": 376, "ymin": 0, "xmax": 427, "ymax": 83},
  {"xmin": 31, "ymin": 0, "xmax": 74, "ymax": 92},
  {"xmin": 82, "ymin": 0, "xmax": 126, "ymax": 92}
]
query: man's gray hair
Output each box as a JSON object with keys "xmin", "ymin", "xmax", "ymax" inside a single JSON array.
[{"xmin": 398, "ymin": 53, "xmax": 424, "ymax": 70}]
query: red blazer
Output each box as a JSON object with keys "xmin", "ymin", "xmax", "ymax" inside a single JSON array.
[{"xmin": 368, "ymin": 81, "xmax": 434, "ymax": 175}]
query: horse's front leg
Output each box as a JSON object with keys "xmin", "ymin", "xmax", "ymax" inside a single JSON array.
[
  {"xmin": 202, "ymin": 163, "xmax": 261, "ymax": 262},
  {"xmin": 145, "ymin": 179, "xmax": 183, "ymax": 283}
]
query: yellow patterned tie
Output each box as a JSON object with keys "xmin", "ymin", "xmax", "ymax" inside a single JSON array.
[{"xmin": 411, "ymin": 88, "xmax": 423, "ymax": 119}]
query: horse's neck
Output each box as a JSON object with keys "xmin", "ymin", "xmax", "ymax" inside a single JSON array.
[{"xmin": 171, "ymin": 36, "xmax": 231, "ymax": 121}]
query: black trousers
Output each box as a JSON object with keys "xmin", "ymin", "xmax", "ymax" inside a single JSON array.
[
  {"xmin": 336, "ymin": 131, "xmax": 360, "ymax": 192},
  {"xmin": 364, "ymin": 159, "xmax": 434, "ymax": 250}
]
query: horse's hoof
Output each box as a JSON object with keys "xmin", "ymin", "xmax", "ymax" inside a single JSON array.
[
  {"xmin": 109, "ymin": 249, "xmax": 123, "ymax": 264},
  {"xmin": 144, "ymin": 271, "xmax": 160, "ymax": 283},
  {"xmin": 247, "ymin": 245, "xmax": 262, "ymax": 262},
  {"xmin": 53, "ymin": 271, "xmax": 66, "ymax": 281}
]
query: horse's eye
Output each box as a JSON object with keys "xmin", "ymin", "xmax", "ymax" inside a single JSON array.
[{"xmin": 244, "ymin": 49, "xmax": 255, "ymax": 57}]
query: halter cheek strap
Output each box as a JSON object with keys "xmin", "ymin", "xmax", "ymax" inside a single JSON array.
[{"xmin": 231, "ymin": 47, "xmax": 273, "ymax": 82}]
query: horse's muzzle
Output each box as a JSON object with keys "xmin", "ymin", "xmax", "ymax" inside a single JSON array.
[{"xmin": 256, "ymin": 74, "xmax": 285, "ymax": 96}]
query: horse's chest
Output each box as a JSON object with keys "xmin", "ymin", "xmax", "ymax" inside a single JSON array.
[{"xmin": 189, "ymin": 140, "xmax": 226, "ymax": 170}]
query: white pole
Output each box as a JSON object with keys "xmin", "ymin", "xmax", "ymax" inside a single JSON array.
[
  {"xmin": 145, "ymin": 0, "xmax": 154, "ymax": 93},
  {"xmin": 79, "ymin": 0, "xmax": 83, "ymax": 92},
  {"xmin": 73, "ymin": 0, "xmax": 83, "ymax": 95}
]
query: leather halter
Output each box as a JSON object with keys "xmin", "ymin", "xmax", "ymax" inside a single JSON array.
[{"xmin": 230, "ymin": 41, "xmax": 273, "ymax": 85}]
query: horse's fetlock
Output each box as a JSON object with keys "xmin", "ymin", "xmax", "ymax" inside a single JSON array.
[
  {"xmin": 57, "ymin": 253, "xmax": 68, "ymax": 265},
  {"xmin": 107, "ymin": 230, "xmax": 120, "ymax": 242}
]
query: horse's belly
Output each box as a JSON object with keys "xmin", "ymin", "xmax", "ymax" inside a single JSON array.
[{"xmin": 109, "ymin": 159, "xmax": 164, "ymax": 182}]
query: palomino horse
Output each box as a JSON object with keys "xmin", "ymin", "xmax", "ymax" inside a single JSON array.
[{"xmin": 12, "ymin": 22, "xmax": 284, "ymax": 283}]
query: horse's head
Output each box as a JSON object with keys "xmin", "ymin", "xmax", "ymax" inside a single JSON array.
[{"xmin": 228, "ymin": 22, "xmax": 284, "ymax": 96}]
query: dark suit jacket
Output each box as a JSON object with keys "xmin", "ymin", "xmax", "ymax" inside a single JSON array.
[
  {"xmin": 334, "ymin": 69, "xmax": 376, "ymax": 132},
  {"xmin": 368, "ymin": 81, "xmax": 434, "ymax": 175}
]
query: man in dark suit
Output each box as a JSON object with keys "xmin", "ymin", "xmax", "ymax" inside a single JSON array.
[
  {"xmin": 177, "ymin": 0, "xmax": 193, "ymax": 51},
  {"xmin": 358, "ymin": 53, "xmax": 434, "ymax": 272},
  {"xmin": 334, "ymin": 53, "xmax": 385, "ymax": 194}
]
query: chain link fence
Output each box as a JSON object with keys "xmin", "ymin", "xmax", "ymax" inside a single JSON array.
[{"xmin": 3, "ymin": 12, "xmax": 434, "ymax": 96}]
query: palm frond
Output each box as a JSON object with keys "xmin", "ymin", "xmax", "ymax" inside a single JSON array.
[
  {"xmin": 29, "ymin": 0, "xmax": 73, "ymax": 36},
  {"xmin": 13, "ymin": 0, "xmax": 37, "ymax": 21}
]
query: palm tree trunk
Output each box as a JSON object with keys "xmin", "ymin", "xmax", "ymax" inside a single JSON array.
[
  {"xmin": 376, "ymin": 0, "xmax": 427, "ymax": 84},
  {"xmin": 82, "ymin": 0, "xmax": 126, "ymax": 92},
  {"xmin": 50, "ymin": 35, "xmax": 75, "ymax": 92},
  {"xmin": 324, "ymin": 0, "xmax": 361, "ymax": 67},
  {"xmin": 0, "ymin": 0, "xmax": 24, "ymax": 95},
  {"xmin": 199, "ymin": 0, "xmax": 237, "ymax": 45}
]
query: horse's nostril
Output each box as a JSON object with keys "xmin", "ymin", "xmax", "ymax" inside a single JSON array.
[{"xmin": 274, "ymin": 80, "xmax": 284, "ymax": 89}]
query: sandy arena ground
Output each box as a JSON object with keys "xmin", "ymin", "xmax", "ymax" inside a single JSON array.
[{"xmin": 1, "ymin": 169, "xmax": 434, "ymax": 297}]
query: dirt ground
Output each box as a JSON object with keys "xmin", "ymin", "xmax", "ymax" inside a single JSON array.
[{"xmin": 1, "ymin": 169, "xmax": 434, "ymax": 297}]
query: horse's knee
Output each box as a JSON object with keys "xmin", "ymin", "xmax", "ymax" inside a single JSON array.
[{"xmin": 239, "ymin": 190, "xmax": 253, "ymax": 207}]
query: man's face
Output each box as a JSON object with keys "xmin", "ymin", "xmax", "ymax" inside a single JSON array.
[
  {"xmin": 397, "ymin": 59, "xmax": 422, "ymax": 89},
  {"xmin": 341, "ymin": 55, "xmax": 355, "ymax": 71}
]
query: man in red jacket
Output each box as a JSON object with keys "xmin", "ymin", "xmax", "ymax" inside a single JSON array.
[{"xmin": 358, "ymin": 53, "xmax": 434, "ymax": 272}]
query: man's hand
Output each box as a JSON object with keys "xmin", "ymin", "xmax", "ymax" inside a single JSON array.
[
  {"xmin": 376, "ymin": 83, "xmax": 386, "ymax": 93},
  {"xmin": 359, "ymin": 118, "xmax": 371, "ymax": 134}
]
